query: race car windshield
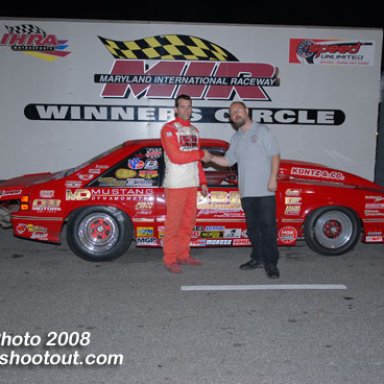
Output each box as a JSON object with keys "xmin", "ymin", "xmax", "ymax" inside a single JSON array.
[{"xmin": 64, "ymin": 143, "xmax": 125, "ymax": 177}]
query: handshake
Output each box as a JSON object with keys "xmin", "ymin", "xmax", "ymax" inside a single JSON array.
[
  {"xmin": 201, "ymin": 150, "xmax": 228, "ymax": 167},
  {"xmin": 202, "ymin": 149, "xmax": 214, "ymax": 163}
]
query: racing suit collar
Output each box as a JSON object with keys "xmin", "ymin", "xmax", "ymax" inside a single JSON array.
[{"xmin": 175, "ymin": 116, "xmax": 190, "ymax": 126}]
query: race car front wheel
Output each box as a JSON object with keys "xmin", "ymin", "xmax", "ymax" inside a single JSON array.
[
  {"xmin": 66, "ymin": 206, "xmax": 133, "ymax": 261},
  {"xmin": 304, "ymin": 206, "xmax": 361, "ymax": 256}
]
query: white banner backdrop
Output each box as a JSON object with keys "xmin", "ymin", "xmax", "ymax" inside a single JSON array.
[{"xmin": 0, "ymin": 19, "xmax": 382, "ymax": 180}]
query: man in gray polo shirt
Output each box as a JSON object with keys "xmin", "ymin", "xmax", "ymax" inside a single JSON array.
[{"xmin": 209, "ymin": 101, "xmax": 281, "ymax": 278}]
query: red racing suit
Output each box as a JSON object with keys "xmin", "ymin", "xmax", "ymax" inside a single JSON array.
[{"xmin": 160, "ymin": 117, "xmax": 206, "ymax": 264}]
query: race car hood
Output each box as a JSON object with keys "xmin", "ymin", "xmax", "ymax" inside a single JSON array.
[{"xmin": 0, "ymin": 172, "xmax": 55, "ymax": 201}]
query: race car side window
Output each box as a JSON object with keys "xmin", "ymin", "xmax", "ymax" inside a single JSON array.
[
  {"xmin": 201, "ymin": 147, "xmax": 238, "ymax": 187},
  {"xmin": 89, "ymin": 147, "xmax": 163, "ymax": 187}
]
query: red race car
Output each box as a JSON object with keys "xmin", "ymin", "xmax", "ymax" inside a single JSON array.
[{"xmin": 1, "ymin": 138, "xmax": 383, "ymax": 261}]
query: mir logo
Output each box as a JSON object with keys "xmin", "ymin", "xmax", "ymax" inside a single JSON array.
[{"xmin": 95, "ymin": 60, "xmax": 280, "ymax": 100}]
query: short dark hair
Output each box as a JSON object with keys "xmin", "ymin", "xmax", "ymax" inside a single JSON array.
[{"xmin": 175, "ymin": 94, "xmax": 191, "ymax": 107}]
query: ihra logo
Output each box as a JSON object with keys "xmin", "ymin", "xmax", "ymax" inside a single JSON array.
[{"xmin": 0, "ymin": 24, "xmax": 71, "ymax": 61}]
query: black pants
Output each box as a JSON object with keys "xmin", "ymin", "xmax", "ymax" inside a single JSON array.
[{"xmin": 241, "ymin": 195, "xmax": 279, "ymax": 267}]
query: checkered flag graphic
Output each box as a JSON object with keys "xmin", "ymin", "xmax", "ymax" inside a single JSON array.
[
  {"xmin": 6, "ymin": 24, "xmax": 46, "ymax": 37},
  {"xmin": 99, "ymin": 34, "xmax": 238, "ymax": 61}
]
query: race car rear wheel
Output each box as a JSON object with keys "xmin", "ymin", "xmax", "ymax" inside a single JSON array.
[
  {"xmin": 67, "ymin": 206, "xmax": 133, "ymax": 261},
  {"xmin": 304, "ymin": 206, "xmax": 361, "ymax": 256}
]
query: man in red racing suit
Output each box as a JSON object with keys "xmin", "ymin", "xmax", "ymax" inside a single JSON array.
[{"xmin": 161, "ymin": 94, "xmax": 210, "ymax": 273}]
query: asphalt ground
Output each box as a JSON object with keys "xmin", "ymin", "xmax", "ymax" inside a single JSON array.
[{"xmin": 0, "ymin": 229, "xmax": 383, "ymax": 384}]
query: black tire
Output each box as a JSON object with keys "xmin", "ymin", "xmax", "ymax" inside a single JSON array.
[
  {"xmin": 304, "ymin": 206, "xmax": 361, "ymax": 256},
  {"xmin": 66, "ymin": 206, "xmax": 133, "ymax": 261}
]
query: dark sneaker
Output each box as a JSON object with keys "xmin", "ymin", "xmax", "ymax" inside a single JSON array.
[
  {"xmin": 265, "ymin": 265, "xmax": 280, "ymax": 279},
  {"xmin": 239, "ymin": 259, "xmax": 264, "ymax": 270}
]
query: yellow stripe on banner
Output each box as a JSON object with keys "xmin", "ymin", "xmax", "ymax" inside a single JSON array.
[
  {"xmin": 24, "ymin": 52, "xmax": 58, "ymax": 62},
  {"xmin": 167, "ymin": 35, "xmax": 184, "ymax": 46},
  {"xmin": 143, "ymin": 48, "xmax": 159, "ymax": 59},
  {"xmin": 191, "ymin": 36, "xmax": 208, "ymax": 50},
  {"xmin": 124, "ymin": 41, "xmax": 141, "ymax": 50},
  {"xmin": 145, "ymin": 37, "xmax": 161, "ymax": 47},
  {"xmin": 189, "ymin": 46, "xmax": 206, "ymax": 57},
  {"xmin": 107, "ymin": 40, "xmax": 119, "ymax": 49},
  {"xmin": 121, "ymin": 50, "xmax": 137, "ymax": 59},
  {"xmin": 163, "ymin": 45, "xmax": 181, "ymax": 56}
]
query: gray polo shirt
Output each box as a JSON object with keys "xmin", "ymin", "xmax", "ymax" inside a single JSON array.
[{"xmin": 224, "ymin": 122, "xmax": 280, "ymax": 198}]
